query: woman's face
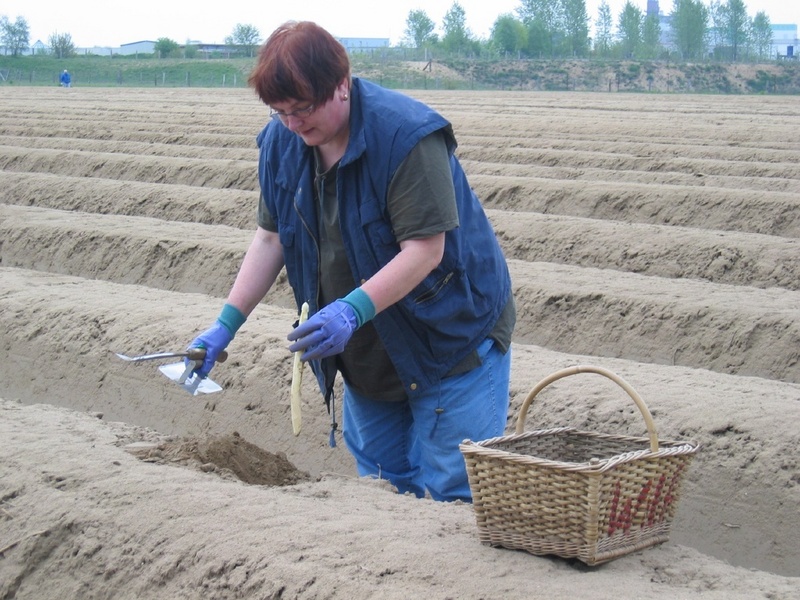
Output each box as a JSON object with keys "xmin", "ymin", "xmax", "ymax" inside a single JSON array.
[{"xmin": 270, "ymin": 79, "xmax": 350, "ymax": 149}]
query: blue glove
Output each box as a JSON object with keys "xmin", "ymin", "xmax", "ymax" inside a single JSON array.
[
  {"xmin": 188, "ymin": 322, "xmax": 232, "ymax": 377},
  {"xmin": 187, "ymin": 304, "xmax": 245, "ymax": 377},
  {"xmin": 287, "ymin": 300, "xmax": 359, "ymax": 361}
]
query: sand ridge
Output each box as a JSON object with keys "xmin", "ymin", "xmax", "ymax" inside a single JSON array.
[{"xmin": 1, "ymin": 86, "xmax": 798, "ymax": 597}]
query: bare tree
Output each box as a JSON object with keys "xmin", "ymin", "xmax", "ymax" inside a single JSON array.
[{"xmin": 48, "ymin": 31, "xmax": 76, "ymax": 59}]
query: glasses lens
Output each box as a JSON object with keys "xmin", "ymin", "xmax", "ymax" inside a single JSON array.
[
  {"xmin": 296, "ymin": 105, "xmax": 314, "ymax": 117},
  {"xmin": 270, "ymin": 103, "xmax": 314, "ymax": 122}
]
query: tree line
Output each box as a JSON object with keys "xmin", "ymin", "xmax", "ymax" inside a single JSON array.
[
  {"xmin": 0, "ymin": 0, "xmax": 783, "ymax": 63},
  {"xmin": 405, "ymin": 0, "xmax": 777, "ymax": 62}
]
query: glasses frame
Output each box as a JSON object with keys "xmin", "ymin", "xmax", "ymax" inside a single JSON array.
[{"xmin": 269, "ymin": 103, "xmax": 316, "ymax": 122}]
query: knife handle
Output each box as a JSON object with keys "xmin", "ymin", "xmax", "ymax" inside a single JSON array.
[{"xmin": 186, "ymin": 348, "xmax": 229, "ymax": 363}]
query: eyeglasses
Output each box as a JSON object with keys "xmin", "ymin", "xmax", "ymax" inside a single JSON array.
[{"xmin": 269, "ymin": 103, "xmax": 316, "ymax": 122}]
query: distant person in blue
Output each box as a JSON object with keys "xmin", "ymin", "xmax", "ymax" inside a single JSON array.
[
  {"xmin": 60, "ymin": 69, "xmax": 71, "ymax": 87},
  {"xmin": 185, "ymin": 21, "xmax": 515, "ymax": 502}
]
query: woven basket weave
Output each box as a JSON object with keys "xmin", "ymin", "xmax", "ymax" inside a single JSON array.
[{"xmin": 459, "ymin": 365, "xmax": 699, "ymax": 566}]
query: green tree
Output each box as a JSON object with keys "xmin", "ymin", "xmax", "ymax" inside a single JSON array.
[
  {"xmin": 518, "ymin": 0, "xmax": 563, "ymax": 57},
  {"xmin": 707, "ymin": 0, "xmax": 726, "ymax": 49},
  {"xmin": 617, "ymin": 1, "xmax": 643, "ymax": 58},
  {"xmin": 224, "ymin": 23, "xmax": 261, "ymax": 57},
  {"xmin": 441, "ymin": 2, "xmax": 472, "ymax": 54},
  {"xmin": 404, "ymin": 9, "xmax": 437, "ymax": 48},
  {"xmin": 641, "ymin": 14, "xmax": 661, "ymax": 59},
  {"xmin": 490, "ymin": 14, "xmax": 528, "ymax": 55},
  {"xmin": 48, "ymin": 31, "xmax": 76, "ymax": 59},
  {"xmin": 671, "ymin": 0, "xmax": 709, "ymax": 60},
  {"xmin": 183, "ymin": 40, "xmax": 199, "ymax": 59},
  {"xmin": 721, "ymin": 0, "xmax": 749, "ymax": 61},
  {"xmin": 0, "ymin": 15, "xmax": 30, "ymax": 56},
  {"xmin": 524, "ymin": 19, "xmax": 552, "ymax": 57},
  {"xmin": 562, "ymin": 0, "xmax": 589, "ymax": 57},
  {"xmin": 594, "ymin": 1, "xmax": 614, "ymax": 56},
  {"xmin": 517, "ymin": 0, "xmax": 560, "ymax": 30},
  {"xmin": 154, "ymin": 37, "xmax": 179, "ymax": 58},
  {"xmin": 750, "ymin": 11, "xmax": 772, "ymax": 60}
]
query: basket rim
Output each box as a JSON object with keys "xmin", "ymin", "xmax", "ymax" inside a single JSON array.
[{"xmin": 460, "ymin": 428, "xmax": 699, "ymax": 473}]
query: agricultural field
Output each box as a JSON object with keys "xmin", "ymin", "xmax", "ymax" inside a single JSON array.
[{"xmin": 0, "ymin": 86, "xmax": 798, "ymax": 598}]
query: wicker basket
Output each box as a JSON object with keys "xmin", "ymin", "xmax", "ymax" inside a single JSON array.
[{"xmin": 459, "ymin": 365, "xmax": 699, "ymax": 566}]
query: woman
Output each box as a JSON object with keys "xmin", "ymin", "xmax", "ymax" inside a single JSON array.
[{"xmin": 189, "ymin": 21, "xmax": 515, "ymax": 502}]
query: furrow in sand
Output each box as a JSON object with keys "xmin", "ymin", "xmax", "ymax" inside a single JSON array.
[
  {"xmin": 4, "ymin": 200, "xmax": 800, "ymax": 293},
  {"xmin": 2, "ymin": 204, "xmax": 797, "ymax": 384},
  {"xmin": 471, "ymin": 175, "xmax": 800, "ymax": 237},
  {"xmin": 510, "ymin": 260, "xmax": 800, "ymax": 384},
  {"xmin": 0, "ymin": 134, "xmax": 258, "ymax": 161},
  {"xmin": 0, "ymin": 172, "xmax": 257, "ymax": 228},
  {"xmin": 0, "ymin": 146, "xmax": 258, "ymax": 190},
  {"xmin": 4, "ymin": 188, "xmax": 800, "ymax": 289},
  {"xmin": 0, "ymin": 265, "xmax": 797, "ymax": 576}
]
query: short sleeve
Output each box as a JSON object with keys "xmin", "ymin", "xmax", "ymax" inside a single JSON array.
[
  {"xmin": 387, "ymin": 130, "xmax": 459, "ymax": 242},
  {"xmin": 257, "ymin": 192, "xmax": 278, "ymax": 232}
]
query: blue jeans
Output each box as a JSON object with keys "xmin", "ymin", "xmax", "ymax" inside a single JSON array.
[{"xmin": 342, "ymin": 338, "xmax": 511, "ymax": 502}]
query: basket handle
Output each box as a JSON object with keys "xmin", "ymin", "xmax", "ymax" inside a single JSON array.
[{"xmin": 515, "ymin": 365, "xmax": 660, "ymax": 453}]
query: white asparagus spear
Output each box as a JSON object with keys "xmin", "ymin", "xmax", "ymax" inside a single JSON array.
[{"xmin": 290, "ymin": 302, "xmax": 309, "ymax": 436}]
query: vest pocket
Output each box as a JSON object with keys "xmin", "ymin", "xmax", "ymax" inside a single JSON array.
[{"xmin": 414, "ymin": 270, "xmax": 455, "ymax": 305}]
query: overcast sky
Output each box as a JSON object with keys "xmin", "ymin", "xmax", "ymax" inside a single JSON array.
[{"xmin": 3, "ymin": 0, "xmax": 797, "ymax": 48}]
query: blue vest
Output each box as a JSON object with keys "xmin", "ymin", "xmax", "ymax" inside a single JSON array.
[{"xmin": 257, "ymin": 77, "xmax": 511, "ymax": 400}]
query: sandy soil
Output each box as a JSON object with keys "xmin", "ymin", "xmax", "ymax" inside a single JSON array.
[{"xmin": 0, "ymin": 86, "xmax": 798, "ymax": 599}]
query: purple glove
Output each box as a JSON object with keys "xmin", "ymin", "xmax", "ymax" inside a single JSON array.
[
  {"xmin": 188, "ymin": 322, "xmax": 233, "ymax": 377},
  {"xmin": 287, "ymin": 300, "xmax": 358, "ymax": 361}
]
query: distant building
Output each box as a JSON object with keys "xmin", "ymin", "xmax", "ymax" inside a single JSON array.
[
  {"xmin": 74, "ymin": 40, "xmax": 155, "ymax": 56},
  {"xmin": 337, "ymin": 37, "xmax": 390, "ymax": 53},
  {"xmin": 31, "ymin": 40, "xmax": 47, "ymax": 55},
  {"xmin": 191, "ymin": 43, "xmax": 238, "ymax": 57},
  {"xmin": 118, "ymin": 41, "xmax": 157, "ymax": 56},
  {"xmin": 81, "ymin": 46, "xmax": 114, "ymax": 56},
  {"xmin": 771, "ymin": 24, "xmax": 798, "ymax": 58}
]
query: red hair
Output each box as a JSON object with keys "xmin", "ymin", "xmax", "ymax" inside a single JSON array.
[{"xmin": 248, "ymin": 21, "xmax": 351, "ymax": 106}]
